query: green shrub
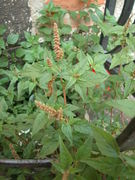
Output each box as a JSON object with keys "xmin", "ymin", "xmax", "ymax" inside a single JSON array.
[{"xmin": 0, "ymin": 2, "xmax": 135, "ymax": 179}]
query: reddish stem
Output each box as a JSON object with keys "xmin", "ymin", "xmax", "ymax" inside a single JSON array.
[
  {"xmin": 62, "ymin": 170, "xmax": 69, "ymax": 180},
  {"xmin": 110, "ymin": 108, "xmax": 113, "ymax": 125}
]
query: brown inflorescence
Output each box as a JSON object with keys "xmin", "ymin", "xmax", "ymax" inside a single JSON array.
[
  {"xmin": 47, "ymin": 76, "xmax": 55, "ymax": 97},
  {"xmin": 56, "ymin": 107, "xmax": 63, "ymax": 120},
  {"xmin": 53, "ymin": 23, "xmax": 63, "ymax": 61},
  {"xmin": 9, "ymin": 143, "xmax": 20, "ymax": 160},
  {"xmin": 47, "ymin": 58, "xmax": 53, "ymax": 67},
  {"xmin": 35, "ymin": 100, "xmax": 63, "ymax": 120}
]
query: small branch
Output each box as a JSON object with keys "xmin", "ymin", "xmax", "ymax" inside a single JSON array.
[
  {"xmin": 0, "ymin": 159, "xmax": 52, "ymax": 168},
  {"xmin": 9, "ymin": 143, "xmax": 20, "ymax": 160},
  {"xmin": 102, "ymin": 174, "xmax": 106, "ymax": 180},
  {"xmin": 60, "ymin": 78, "xmax": 67, "ymax": 105},
  {"xmin": 86, "ymin": 87, "xmax": 88, "ymax": 96},
  {"xmin": 118, "ymin": 64, "xmax": 122, "ymax": 75},
  {"xmin": 7, "ymin": 46, "xmax": 21, "ymax": 52}
]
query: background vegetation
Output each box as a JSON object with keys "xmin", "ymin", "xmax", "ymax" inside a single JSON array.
[{"xmin": 0, "ymin": 1, "xmax": 135, "ymax": 179}]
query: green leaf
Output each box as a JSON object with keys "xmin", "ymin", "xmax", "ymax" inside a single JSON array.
[
  {"xmin": 61, "ymin": 25, "xmax": 72, "ymax": 34},
  {"xmin": 16, "ymin": 48, "xmax": 25, "ymax": 58},
  {"xmin": 74, "ymin": 122, "xmax": 92, "ymax": 135},
  {"xmin": 39, "ymin": 72, "xmax": 52, "ymax": 89},
  {"xmin": 124, "ymin": 79, "xmax": 132, "ymax": 98},
  {"xmin": 61, "ymin": 123, "xmax": 73, "ymax": 145},
  {"xmin": 23, "ymin": 141, "xmax": 35, "ymax": 158},
  {"xmin": 0, "ymin": 77, "xmax": 9, "ymax": 85},
  {"xmin": 39, "ymin": 27, "xmax": 52, "ymax": 35},
  {"xmin": 110, "ymin": 47, "xmax": 134, "ymax": 69},
  {"xmin": 17, "ymin": 80, "xmax": 29, "ymax": 100},
  {"xmin": 75, "ymin": 84, "xmax": 84, "ymax": 101},
  {"xmin": 80, "ymin": 72, "xmax": 108, "ymax": 88},
  {"xmin": 0, "ymin": 38, "xmax": 5, "ymax": 49},
  {"xmin": 76, "ymin": 136, "xmax": 92, "ymax": 161},
  {"xmin": 24, "ymin": 51, "xmax": 35, "ymax": 63},
  {"xmin": 63, "ymin": 104, "xmax": 79, "ymax": 118},
  {"xmin": 7, "ymin": 33, "xmax": 19, "ymax": 44},
  {"xmin": 53, "ymin": 163, "xmax": 64, "ymax": 174},
  {"xmin": 89, "ymin": 12, "xmax": 99, "ymax": 24},
  {"xmin": 0, "ymin": 56, "xmax": 8, "ymax": 67},
  {"xmin": 66, "ymin": 77, "xmax": 76, "ymax": 90},
  {"xmin": 0, "ymin": 86, "xmax": 7, "ymax": 96},
  {"xmin": 0, "ymin": 97, "xmax": 8, "ymax": 112},
  {"xmin": 20, "ymin": 41, "xmax": 32, "ymax": 48},
  {"xmin": 79, "ymin": 24, "xmax": 89, "ymax": 32},
  {"xmin": 29, "ymin": 82, "xmax": 36, "ymax": 94},
  {"xmin": 106, "ymin": 99, "xmax": 135, "ymax": 118},
  {"xmin": 82, "ymin": 166, "xmax": 101, "ymax": 180},
  {"xmin": 91, "ymin": 125, "xmax": 119, "ymax": 157},
  {"xmin": 32, "ymin": 112, "xmax": 47, "ymax": 136},
  {"xmin": 39, "ymin": 127, "xmax": 59, "ymax": 158},
  {"xmin": 123, "ymin": 155, "xmax": 135, "ymax": 168},
  {"xmin": 69, "ymin": 11, "xmax": 78, "ymax": 19},
  {"xmin": 17, "ymin": 174, "xmax": 25, "ymax": 180},
  {"xmin": 22, "ymin": 63, "xmax": 43, "ymax": 79},
  {"xmin": 24, "ymin": 31, "xmax": 33, "ymax": 42},
  {"xmin": 40, "ymin": 141, "xmax": 59, "ymax": 158},
  {"xmin": 59, "ymin": 136, "xmax": 73, "ymax": 170},
  {"xmin": 0, "ymin": 25, "xmax": 6, "ymax": 35},
  {"xmin": 82, "ymin": 157, "xmax": 123, "ymax": 176}
]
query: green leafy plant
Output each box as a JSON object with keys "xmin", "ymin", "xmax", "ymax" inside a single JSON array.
[{"xmin": 0, "ymin": 1, "xmax": 135, "ymax": 179}]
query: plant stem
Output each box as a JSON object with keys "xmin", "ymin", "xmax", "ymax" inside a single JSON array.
[
  {"xmin": 9, "ymin": 144, "xmax": 20, "ymax": 160},
  {"xmin": 62, "ymin": 170, "xmax": 69, "ymax": 180},
  {"xmin": 110, "ymin": 108, "xmax": 113, "ymax": 125},
  {"xmin": 60, "ymin": 78, "xmax": 67, "ymax": 105},
  {"xmin": 102, "ymin": 174, "xmax": 106, "ymax": 180},
  {"xmin": 118, "ymin": 64, "xmax": 122, "ymax": 75}
]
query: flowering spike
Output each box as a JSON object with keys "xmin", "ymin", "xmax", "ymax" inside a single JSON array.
[
  {"xmin": 47, "ymin": 76, "xmax": 55, "ymax": 97},
  {"xmin": 35, "ymin": 101, "xmax": 63, "ymax": 120},
  {"xmin": 9, "ymin": 143, "xmax": 20, "ymax": 160},
  {"xmin": 47, "ymin": 58, "xmax": 53, "ymax": 67},
  {"xmin": 53, "ymin": 23, "xmax": 63, "ymax": 61}
]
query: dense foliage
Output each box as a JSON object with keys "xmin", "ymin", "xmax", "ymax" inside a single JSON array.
[{"xmin": 0, "ymin": 1, "xmax": 135, "ymax": 179}]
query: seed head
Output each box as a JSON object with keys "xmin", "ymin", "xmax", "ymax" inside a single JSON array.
[
  {"xmin": 47, "ymin": 58, "xmax": 53, "ymax": 67},
  {"xmin": 53, "ymin": 23, "xmax": 63, "ymax": 61},
  {"xmin": 35, "ymin": 100, "xmax": 64, "ymax": 120}
]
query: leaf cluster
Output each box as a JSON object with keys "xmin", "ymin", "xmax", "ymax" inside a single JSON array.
[{"xmin": 0, "ymin": 1, "xmax": 135, "ymax": 179}]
